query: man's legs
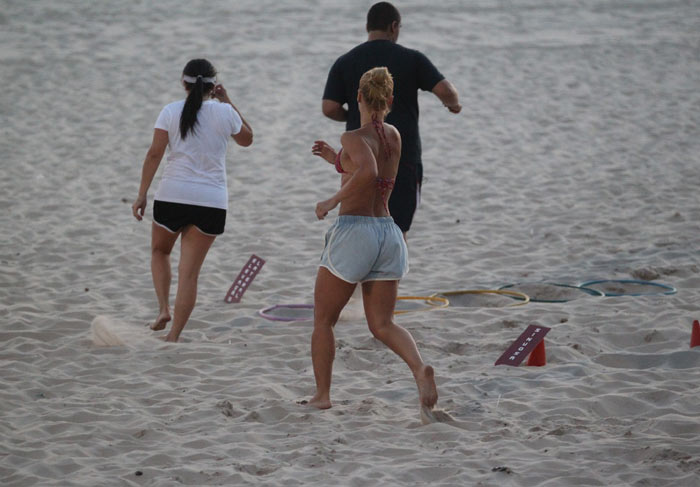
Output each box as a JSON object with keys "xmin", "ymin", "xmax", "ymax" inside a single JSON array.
[{"xmin": 388, "ymin": 162, "xmax": 421, "ymax": 236}]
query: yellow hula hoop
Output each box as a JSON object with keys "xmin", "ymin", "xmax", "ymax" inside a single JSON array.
[
  {"xmin": 394, "ymin": 295, "xmax": 450, "ymax": 315},
  {"xmin": 430, "ymin": 289, "xmax": 530, "ymax": 307}
]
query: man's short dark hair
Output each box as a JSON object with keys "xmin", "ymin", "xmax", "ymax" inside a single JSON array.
[{"xmin": 366, "ymin": 2, "xmax": 401, "ymax": 32}]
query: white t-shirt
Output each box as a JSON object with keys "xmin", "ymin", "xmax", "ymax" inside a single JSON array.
[{"xmin": 153, "ymin": 99, "xmax": 243, "ymax": 210}]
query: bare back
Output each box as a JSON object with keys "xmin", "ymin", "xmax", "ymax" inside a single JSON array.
[{"xmin": 336, "ymin": 120, "xmax": 401, "ymax": 217}]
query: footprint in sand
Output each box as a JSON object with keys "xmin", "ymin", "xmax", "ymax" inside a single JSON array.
[{"xmin": 420, "ymin": 406, "xmax": 456, "ymax": 425}]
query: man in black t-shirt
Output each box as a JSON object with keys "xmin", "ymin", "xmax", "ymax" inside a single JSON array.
[{"xmin": 322, "ymin": 1, "xmax": 461, "ymax": 235}]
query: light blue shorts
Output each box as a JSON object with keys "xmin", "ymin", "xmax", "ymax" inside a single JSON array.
[{"xmin": 319, "ymin": 215, "xmax": 409, "ymax": 283}]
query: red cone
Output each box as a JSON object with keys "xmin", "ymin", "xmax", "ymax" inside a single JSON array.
[
  {"xmin": 691, "ymin": 320, "xmax": 700, "ymax": 348},
  {"xmin": 526, "ymin": 340, "xmax": 546, "ymax": 366}
]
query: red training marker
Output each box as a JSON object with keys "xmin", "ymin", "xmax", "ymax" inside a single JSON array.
[
  {"xmin": 495, "ymin": 324, "xmax": 551, "ymax": 367},
  {"xmin": 224, "ymin": 255, "xmax": 265, "ymax": 303},
  {"xmin": 526, "ymin": 340, "xmax": 547, "ymax": 366},
  {"xmin": 691, "ymin": 320, "xmax": 700, "ymax": 348}
]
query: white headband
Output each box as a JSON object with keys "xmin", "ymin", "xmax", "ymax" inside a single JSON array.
[{"xmin": 182, "ymin": 74, "xmax": 216, "ymax": 84}]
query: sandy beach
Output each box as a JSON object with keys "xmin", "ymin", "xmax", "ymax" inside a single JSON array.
[{"xmin": 2, "ymin": 0, "xmax": 700, "ymax": 485}]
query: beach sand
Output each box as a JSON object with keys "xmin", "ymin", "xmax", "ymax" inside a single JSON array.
[{"xmin": 2, "ymin": 0, "xmax": 700, "ymax": 485}]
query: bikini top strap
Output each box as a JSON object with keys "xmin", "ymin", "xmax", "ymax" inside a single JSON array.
[
  {"xmin": 371, "ymin": 117, "xmax": 392, "ymax": 161},
  {"xmin": 376, "ymin": 177, "xmax": 395, "ymax": 213}
]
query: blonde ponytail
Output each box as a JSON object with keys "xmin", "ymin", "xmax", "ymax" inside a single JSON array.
[{"xmin": 359, "ymin": 67, "xmax": 394, "ymax": 115}]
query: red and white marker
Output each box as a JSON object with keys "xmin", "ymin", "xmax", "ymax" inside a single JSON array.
[
  {"xmin": 224, "ymin": 254, "xmax": 265, "ymax": 304},
  {"xmin": 495, "ymin": 324, "xmax": 551, "ymax": 367}
]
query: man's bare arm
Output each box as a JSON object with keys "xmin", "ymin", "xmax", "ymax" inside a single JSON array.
[
  {"xmin": 432, "ymin": 79, "xmax": 461, "ymax": 114},
  {"xmin": 322, "ymin": 99, "xmax": 348, "ymax": 122}
]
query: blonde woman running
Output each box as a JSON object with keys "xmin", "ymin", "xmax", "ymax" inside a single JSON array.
[{"xmin": 308, "ymin": 67, "xmax": 437, "ymax": 412}]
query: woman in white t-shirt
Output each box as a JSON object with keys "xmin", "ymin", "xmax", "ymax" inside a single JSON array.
[{"xmin": 132, "ymin": 58, "xmax": 253, "ymax": 342}]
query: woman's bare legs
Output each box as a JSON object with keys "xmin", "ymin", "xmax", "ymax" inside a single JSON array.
[
  {"xmin": 361, "ymin": 280, "xmax": 438, "ymax": 409},
  {"xmin": 150, "ymin": 223, "xmax": 179, "ymax": 331},
  {"xmin": 308, "ymin": 267, "xmax": 356, "ymax": 409},
  {"xmin": 164, "ymin": 226, "xmax": 216, "ymax": 342}
]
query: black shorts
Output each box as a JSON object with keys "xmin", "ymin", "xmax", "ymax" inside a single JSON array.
[
  {"xmin": 153, "ymin": 200, "xmax": 226, "ymax": 236},
  {"xmin": 388, "ymin": 162, "xmax": 422, "ymax": 233}
]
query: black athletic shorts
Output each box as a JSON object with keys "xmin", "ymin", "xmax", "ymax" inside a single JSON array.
[
  {"xmin": 153, "ymin": 200, "xmax": 226, "ymax": 236},
  {"xmin": 388, "ymin": 162, "xmax": 422, "ymax": 233}
]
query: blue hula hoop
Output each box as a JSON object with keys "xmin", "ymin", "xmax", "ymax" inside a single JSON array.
[
  {"xmin": 499, "ymin": 283, "xmax": 603, "ymax": 303},
  {"xmin": 578, "ymin": 279, "xmax": 677, "ymax": 297}
]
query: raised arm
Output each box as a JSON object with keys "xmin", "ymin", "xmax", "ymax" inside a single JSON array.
[
  {"xmin": 230, "ymin": 107, "xmax": 253, "ymax": 147},
  {"xmin": 213, "ymin": 84, "xmax": 254, "ymax": 147},
  {"xmin": 315, "ymin": 133, "xmax": 377, "ymax": 220},
  {"xmin": 311, "ymin": 140, "xmax": 339, "ymax": 165},
  {"xmin": 432, "ymin": 79, "xmax": 462, "ymax": 114}
]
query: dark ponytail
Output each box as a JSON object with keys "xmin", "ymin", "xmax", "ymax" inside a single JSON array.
[{"xmin": 180, "ymin": 59, "xmax": 217, "ymax": 140}]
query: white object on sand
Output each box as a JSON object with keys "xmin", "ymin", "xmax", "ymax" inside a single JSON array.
[{"xmin": 91, "ymin": 315, "xmax": 161, "ymax": 348}]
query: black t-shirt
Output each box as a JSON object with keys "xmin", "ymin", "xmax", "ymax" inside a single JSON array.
[{"xmin": 322, "ymin": 39, "xmax": 444, "ymax": 168}]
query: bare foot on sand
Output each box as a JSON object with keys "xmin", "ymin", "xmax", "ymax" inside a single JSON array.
[
  {"xmin": 303, "ymin": 394, "xmax": 332, "ymax": 410},
  {"xmin": 149, "ymin": 312, "xmax": 171, "ymax": 331},
  {"xmin": 155, "ymin": 334, "xmax": 180, "ymax": 343},
  {"xmin": 415, "ymin": 365, "xmax": 438, "ymax": 409}
]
